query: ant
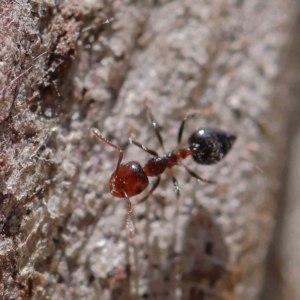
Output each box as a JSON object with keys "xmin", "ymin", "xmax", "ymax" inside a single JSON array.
[{"xmin": 91, "ymin": 104, "xmax": 236, "ymax": 237}]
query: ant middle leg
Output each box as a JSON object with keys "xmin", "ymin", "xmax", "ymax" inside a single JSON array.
[
  {"xmin": 129, "ymin": 137, "xmax": 181, "ymax": 197},
  {"xmin": 145, "ymin": 99, "xmax": 166, "ymax": 152}
]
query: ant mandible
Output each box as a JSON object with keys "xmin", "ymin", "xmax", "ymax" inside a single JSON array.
[{"xmin": 91, "ymin": 103, "xmax": 236, "ymax": 237}]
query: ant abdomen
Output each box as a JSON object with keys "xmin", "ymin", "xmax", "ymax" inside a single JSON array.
[
  {"xmin": 109, "ymin": 162, "xmax": 149, "ymax": 198},
  {"xmin": 189, "ymin": 127, "xmax": 236, "ymax": 165}
]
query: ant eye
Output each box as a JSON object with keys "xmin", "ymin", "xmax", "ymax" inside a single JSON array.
[{"xmin": 189, "ymin": 128, "xmax": 236, "ymax": 165}]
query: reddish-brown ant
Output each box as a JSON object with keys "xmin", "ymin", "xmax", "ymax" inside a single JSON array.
[{"xmin": 91, "ymin": 105, "xmax": 236, "ymax": 237}]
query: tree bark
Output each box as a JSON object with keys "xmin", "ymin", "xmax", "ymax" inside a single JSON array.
[
  {"xmin": 260, "ymin": 10, "xmax": 300, "ymax": 300},
  {"xmin": 0, "ymin": 1, "xmax": 296, "ymax": 299}
]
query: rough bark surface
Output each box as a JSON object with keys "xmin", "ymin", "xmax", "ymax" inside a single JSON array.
[
  {"xmin": 0, "ymin": 1, "xmax": 295, "ymax": 300},
  {"xmin": 260, "ymin": 10, "xmax": 300, "ymax": 300}
]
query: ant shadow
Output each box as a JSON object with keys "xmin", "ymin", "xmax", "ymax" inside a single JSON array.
[
  {"xmin": 79, "ymin": 201, "xmax": 234, "ymax": 300},
  {"xmin": 89, "ymin": 102, "xmax": 237, "ymax": 299},
  {"xmin": 141, "ymin": 203, "xmax": 232, "ymax": 300},
  {"xmin": 180, "ymin": 205, "xmax": 233, "ymax": 300}
]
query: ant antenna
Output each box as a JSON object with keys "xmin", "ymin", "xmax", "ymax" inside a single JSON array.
[
  {"xmin": 92, "ymin": 128, "xmax": 138, "ymax": 236},
  {"xmin": 91, "ymin": 128, "xmax": 123, "ymax": 174}
]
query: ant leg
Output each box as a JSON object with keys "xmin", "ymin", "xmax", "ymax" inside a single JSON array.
[
  {"xmin": 146, "ymin": 101, "xmax": 183, "ymax": 198},
  {"xmin": 169, "ymin": 168, "xmax": 180, "ymax": 198},
  {"xmin": 136, "ymin": 176, "xmax": 161, "ymax": 205},
  {"xmin": 145, "ymin": 99, "xmax": 166, "ymax": 152},
  {"xmin": 146, "ymin": 101, "xmax": 182, "ymax": 196},
  {"xmin": 129, "ymin": 137, "xmax": 159, "ymax": 157},
  {"xmin": 177, "ymin": 113, "xmax": 199, "ymax": 149},
  {"xmin": 124, "ymin": 192, "xmax": 135, "ymax": 238},
  {"xmin": 177, "ymin": 105, "xmax": 214, "ymax": 148},
  {"xmin": 129, "ymin": 134, "xmax": 161, "ymax": 203},
  {"xmin": 91, "ymin": 128, "xmax": 123, "ymax": 173},
  {"xmin": 91, "ymin": 129, "xmax": 136, "ymax": 237},
  {"xmin": 181, "ymin": 163, "xmax": 216, "ymax": 184}
]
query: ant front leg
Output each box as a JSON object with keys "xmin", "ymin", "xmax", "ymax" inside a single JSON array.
[
  {"xmin": 129, "ymin": 135, "xmax": 162, "ymax": 204},
  {"xmin": 129, "ymin": 135, "xmax": 159, "ymax": 157},
  {"xmin": 136, "ymin": 176, "xmax": 161, "ymax": 205},
  {"xmin": 124, "ymin": 192, "xmax": 135, "ymax": 238},
  {"xmin": 169, "ymin": 168, "xmax": 180, "ymax": 198},
  {"xmin": 145, "ymin": 99, "xmax": 166, "ymax": 153}
]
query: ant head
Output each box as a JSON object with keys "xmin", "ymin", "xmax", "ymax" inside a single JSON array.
[
  {"xmin": 189, "ymin": 127, "xmax": 236, "ymax": 165},
  {"xmin": 109, "ymin": 161, "xmax": 149, "ymax": 198}
]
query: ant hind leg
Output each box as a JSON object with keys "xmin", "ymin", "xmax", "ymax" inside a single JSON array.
[{"xmin": 181, "ymin": 163, "xmax": 216, "ymax": 184}]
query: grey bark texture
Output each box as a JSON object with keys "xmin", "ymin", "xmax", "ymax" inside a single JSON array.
[
  {"xmin": 0, "ymin": 1, "xmax": 297, "ymax": 300},
  {"xmin": 260, "ymin": 11, "xmax": 300, "ymax": 300}
]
